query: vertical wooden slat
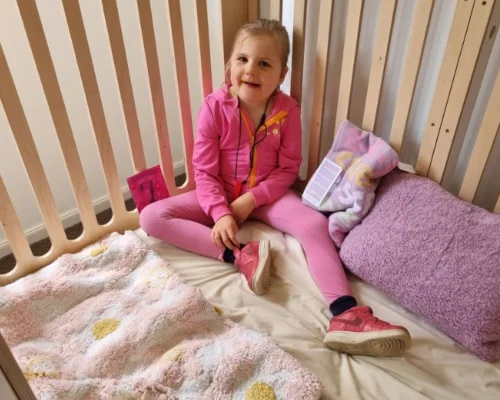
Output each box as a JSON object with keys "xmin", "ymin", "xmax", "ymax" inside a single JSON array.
[
  {"xmin": 428, "ymin": 0, "xmax": 495, "ymax": 183},
  {"xmin": 166, "ymin": 0, "xmax": 195, "ymax": 190},
  {"xmin": 1, "ymin": 0, "xmax": 141, "ymax": 285},
  {"xmin": 0, "ymin": 333, "xmax": 37, "ymax": 400},
  {"xmin": 307, "ymin": 0, "xmax": 334, "ymax": 182},
  {"xmin": 389, "ymin": 0, "xmax": 434, "ymax": 153},
  {"xmin": 137, "ymin": 0, "xmax": 177, "ymax": 194},
  {"xmin": 459, "ymin": 72, "xmax": 500, "ymax": 202},
  {"xmin": 0, "ymin": 176, "xmax": 32, "ymax": 265},
  {"xmin": 362, "ymin": 0, "xmax": 396, "ymax": 132},
  {"xmin": 16, "ymin": 0, "xmax": 99, "ymax": 239},
  {"xmin": 102, "ymin": 0, "xmax": 147, "ymax": 173},
  {"xmin": 0, "ymin": 45, "xmax": 67, "ymax": 251},
  {"xmin": 193, "ymin": 0, "xmax": 213, "ymax": 99},
  {"xmin": 270, "ymin": 0, "xmax": 282, "ymax": 21},
  {"xmin": 335, "ymin": 0, "xmax": 364, "ymax": 135},
  {"xmin": 416, "ymin": 0, "xmax": 475, "ymax": 176},
  {"xmin": 62, "ymin": 0, "xmax": 128, "ymax": 219},
  {"xmin": 220, "ymin": 0, "xmax": 249, "ymax": 64},
  {"xmin": 248, "ymin": 0, "xmax": 259, "ymax": 21},
  {"xmin": 495, "ymin": 196, "xmax": 500, "ymax": 214},
  {"xmin": 290, "ymin": 0, "xmax": 307, "ymax": 103}
]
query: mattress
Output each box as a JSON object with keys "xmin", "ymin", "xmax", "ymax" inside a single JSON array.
[{"xmin": 134, "ymin": 222, "xmax": 500, "ymax": 400}]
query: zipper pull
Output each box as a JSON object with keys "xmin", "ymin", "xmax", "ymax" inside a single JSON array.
[{"xmin": 232, "ymin": 180, "xmax": 243, "ymax": 200}]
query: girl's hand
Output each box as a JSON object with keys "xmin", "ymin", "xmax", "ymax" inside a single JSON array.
[
  {"xmin": 230, "ymin": 193, "xmax": 256, "ymax": 225},
  {"xmin": 211, "ymin": 215, "xmax": 240, "ymax": 250}
]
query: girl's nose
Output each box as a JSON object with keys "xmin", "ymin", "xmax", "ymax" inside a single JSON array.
[{"xmin": 245, "ymin": 61, "xmax": 257, "ymax": 76}]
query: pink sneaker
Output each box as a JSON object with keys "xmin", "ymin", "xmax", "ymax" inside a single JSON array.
[
  {"xmin": 233, "ymin": 241, "xmax": 272, "ymax": 295},
  {"xmin": 324, "ymin": 306, "xmax": 411, "ymax": 357}
]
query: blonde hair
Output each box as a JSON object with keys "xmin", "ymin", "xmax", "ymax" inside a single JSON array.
[{"xmin": 224, "ymin": 18, "xmax": 290, "ymax": 84}]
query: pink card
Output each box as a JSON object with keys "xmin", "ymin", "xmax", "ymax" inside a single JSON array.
[{"xmin": 126, "ymin": 165, "xmax": 169, "ymax": 213}]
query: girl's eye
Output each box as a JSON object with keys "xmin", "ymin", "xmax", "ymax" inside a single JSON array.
[
  {"xmin": 237, "ymin": 57, "xmax": 247, "ymax": 62},
  {"xmin": 260, "ymin": 61, "xmax": 271, "ymax": 68}
]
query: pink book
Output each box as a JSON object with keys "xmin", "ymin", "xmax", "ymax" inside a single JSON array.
[{"xmin": 127, "ymin": 165, "xmax": 169, "ymax": 213}]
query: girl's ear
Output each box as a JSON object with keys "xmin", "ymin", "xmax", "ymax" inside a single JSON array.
[{"xmin": 279, "ymin": 66, "xmax": 289, "ymax": 84}]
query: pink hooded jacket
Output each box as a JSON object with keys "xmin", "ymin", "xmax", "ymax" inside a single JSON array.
[{"xmin": 192, "ymin": 84, "xmax": 303, "ymax": 222}]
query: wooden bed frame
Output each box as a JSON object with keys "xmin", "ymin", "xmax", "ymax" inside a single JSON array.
[
  {"xmin": 0, "ymin": 0, "xmax": 498, "ymax": 286},
  {"xmin": 0, "ymin": 1, "xmax": 498, "ymax": 398}
]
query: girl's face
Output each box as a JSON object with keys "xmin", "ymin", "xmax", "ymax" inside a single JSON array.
[{"xmin": 229, "ymin": 34, "xmax": 287, "ymax": 107}]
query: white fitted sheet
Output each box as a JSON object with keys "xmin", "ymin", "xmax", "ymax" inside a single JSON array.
[{"xmin": 134, "ymin": 222, "xmax": 500, "ymax": 400}]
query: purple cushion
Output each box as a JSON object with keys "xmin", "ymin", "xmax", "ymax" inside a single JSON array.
[{"xmin": 339, "ymin": 170, "xmax": 500, "ymax": 362}]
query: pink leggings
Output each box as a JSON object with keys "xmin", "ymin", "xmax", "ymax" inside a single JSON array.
[{"xmin": 139, "ymin": 190, "xmax": 351, "ymax": 303}]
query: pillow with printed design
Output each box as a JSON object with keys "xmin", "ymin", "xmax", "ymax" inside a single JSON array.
[{"xmin": 302, "ymin": 120, "xmax": 399, "ymax": 248}]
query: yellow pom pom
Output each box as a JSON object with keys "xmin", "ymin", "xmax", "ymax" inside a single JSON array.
[
  {"xmin": 23, "ymin": 357, "xmax": 59, "ymax": 380},
  {"xmin": 162, "ymin": 347, "xmax": 185, "ymax": 363},
  {"xmin": 245, "ymin": 382, "xmax": 276, "ymax": 400},
  {"xmin": 90, "ymin": 245, "xmax": 108, "ymax": 257},
  {"xmin": 92, "ymin": 318, "xmax": 120, "ymax": 340},
  {"xmin": 213, "ymin": 306, "xmax": 223, "ymax": 316}
]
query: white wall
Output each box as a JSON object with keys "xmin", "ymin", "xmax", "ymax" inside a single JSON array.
[
  {"xmin": 276, "ymin": 0, "xmax": 499, "ymax": 207},
  {"xmin": 1, "ymin": 0, "xmax": 499, "ymax": 258},
  {"xmin": 0, "ymin": 0, "xmax": 224, "ymax": 257},
  {"xmin": 443, "ymin": 13, "xmax": 500, "ymax": 210},
  {"xmin": 0, "ymin": 368, "xmax": 18, "ymax": 400}
]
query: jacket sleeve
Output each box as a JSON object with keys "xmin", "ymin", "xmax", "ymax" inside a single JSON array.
[
  {"xmin": 250, "ymin": 104, "xmax": 303, "ymax": 207},
  {"xmin": 192, "ymin": 99, "xmax": 232, "ymax": 222}
]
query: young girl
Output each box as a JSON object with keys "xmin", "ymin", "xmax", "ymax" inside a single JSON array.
[{"xmin": 140, "ymin": 19, "xmax": 411, "ymax": 357}]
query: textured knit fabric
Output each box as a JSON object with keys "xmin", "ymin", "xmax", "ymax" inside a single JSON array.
[
  {"xmin": 0, "ymin": 231, "xmax": 322, "ymax": 399},
  {"xmin": 140, "ymin": 190, "xmax": 352, "ymax": 303},
  {"xmin": 339, "ymin": 170, "xmax": 500, "ymax": 362},
  {"xmin": 192, "ymin": 83, "xmax": 302, "ymax": 223}
]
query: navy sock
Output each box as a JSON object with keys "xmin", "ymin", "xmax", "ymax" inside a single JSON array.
[
  {"xmin": 223, "ymin": 248, "xmax": 236, "ymax": 263},
  {"xmin": 329, "ymin": 295, "xmax": 357, "ymax": 316},
  {"xmin": 223, "ymin": 243, "xmax": 245, "ymax": 264}
]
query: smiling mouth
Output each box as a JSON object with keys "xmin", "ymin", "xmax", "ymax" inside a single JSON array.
[{"xmin": 243, "ymin": 81, "xmax": 261, "ymax": 88}]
